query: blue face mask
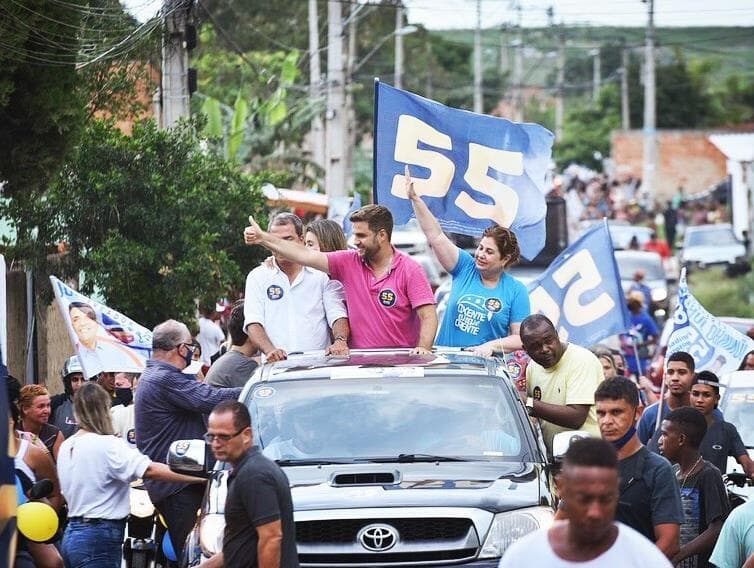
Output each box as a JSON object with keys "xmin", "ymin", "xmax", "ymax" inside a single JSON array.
[{"xmin": 612, "ymin": 425, "xmax": 637, "ymax": 450}]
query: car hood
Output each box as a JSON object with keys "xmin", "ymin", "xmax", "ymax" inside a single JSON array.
[
  {"xmin": 285, "ymin": 461, "xmax": 547, "ymax": 513},
  {"xmin": 682, "ymin": 244, "xmax": 745, "ymax": 262}
]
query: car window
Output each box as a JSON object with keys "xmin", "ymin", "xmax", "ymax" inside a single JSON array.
[
  {"xmin": 247, "ymin": 376, "xmax": 528, "ymax": 463},
  {"xmin": 721, "ymin": 388, "xmax": 754, "ymax": 448},
  {"xmin": 616, "ymin": 255, "xmax": 665, "ymax": 280},
  {"xmin": 686, "ymin": 229, "xmax": 737, "ymax": 247}
]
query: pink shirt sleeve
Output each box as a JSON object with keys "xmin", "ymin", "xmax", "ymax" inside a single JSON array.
[
  {"xmin": 325, "ymin": 250, "xmax": 354, "ymax": 281},
  {"xmin": 404, "ymin": 257, "xmax": 436, "ymax": 308}
]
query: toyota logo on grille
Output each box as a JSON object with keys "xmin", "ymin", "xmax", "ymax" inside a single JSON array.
[{"xmin": 357, "ymin": 523, "xmax": 398, "ymax": 552}]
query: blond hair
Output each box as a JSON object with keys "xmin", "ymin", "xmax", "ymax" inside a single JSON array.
[
  {"xmin": 18, "ymin": 384, "xmax": 49, "ymax": 418},
  {"xmin": 74, "ymin": 382, "xmax": 114, "ymax": 435}
]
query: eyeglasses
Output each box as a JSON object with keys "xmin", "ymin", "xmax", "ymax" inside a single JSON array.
[
  {"xmin": 178, "ymin": 342, "xmax": 198, "ymax": 354},
  {"xmin": 203, "ymin": 428, "xmax": 245, "ymax": 444}
]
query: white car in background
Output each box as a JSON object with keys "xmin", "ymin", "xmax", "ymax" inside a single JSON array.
[{"xmin": 680, "ymin": 223, "xmax": 746, "ymax": 270}]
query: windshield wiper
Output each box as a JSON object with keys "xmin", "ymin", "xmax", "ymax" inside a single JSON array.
[
  {"xmin": 368, "ymin": 453, "xmax": 471, "ymax": 463},
  {"xmin": 275, "ymin": 458, "xmax": 355, "ymax": 466}
]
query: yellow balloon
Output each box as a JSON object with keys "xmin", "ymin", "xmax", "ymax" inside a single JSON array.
[{"xmin": 17, "ymin": 502, "xmax": 58, "ymax": 542}]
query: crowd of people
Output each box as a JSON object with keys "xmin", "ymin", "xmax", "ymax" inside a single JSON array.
[{"xmin": 6, "ymin": 170, "xmax": 754, "ymax": 568}]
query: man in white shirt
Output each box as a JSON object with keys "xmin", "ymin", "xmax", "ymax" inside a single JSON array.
[
  {"xmin": 196, "ymin": 306, "xmax": 225, "ymax": 365},
  {"xmin": 499, "ymin": 437, "xmax": 672, "ymax": 567},
  {"xmin": 244, "ymin": 213, "xmax": 350, "ymax": 362}
]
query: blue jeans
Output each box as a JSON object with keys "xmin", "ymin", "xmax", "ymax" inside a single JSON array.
[{"xmin": 62, "ymin": 518, "xmax": 126, "ymax": 568}]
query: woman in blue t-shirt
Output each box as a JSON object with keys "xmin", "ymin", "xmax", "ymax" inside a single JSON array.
[{"xmin": 406, "ymin": 170, "xmax": 530, "ymax": 355}]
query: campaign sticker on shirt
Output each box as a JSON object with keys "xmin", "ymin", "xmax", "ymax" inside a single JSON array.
[
  {"xmin": 485, "ymin": 298, "xmax": 502, "ymax": 313},
  {"xmin": 254, "ymin": 387, "xmax": 276, "ymax": 399},
  {"xmin": 267, "ymin": 285, "xmax": 284, "ymax": 300},
  {"xmin": 507, "ymin": 362, "xmax": 522, "ymax": 380},
  {"xmin": 379, "ymin": 289, "xmax": 397, "ymax": 307},
  {"xmin": 126, "ymin": 429, "xmax": 136, "ymax": 445},
  {"xmin": 533, "ymin": 386, "xmax": 542, "ymax": 401}
]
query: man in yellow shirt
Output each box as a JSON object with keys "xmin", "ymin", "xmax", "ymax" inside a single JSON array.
[{"xmin": 518, "ymin": 314, "xmax": 603, "ymax": 457}]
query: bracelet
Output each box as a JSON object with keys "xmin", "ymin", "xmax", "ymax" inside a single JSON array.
[{"xmin": 334, "ymin": 336, "xmax": 347, "ymax": 342}]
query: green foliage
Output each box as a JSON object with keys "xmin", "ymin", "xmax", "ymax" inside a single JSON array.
[
  {"xmin": 2, "ymin": 119, "xmax": 281, "ymax": 328},
  {"xmin": 688, "ymin": 267, "xmax": 754, "ymax": 319},
  {"xmin": 0, "ymin": 0, "xmax": 87, "ymax": 198}
]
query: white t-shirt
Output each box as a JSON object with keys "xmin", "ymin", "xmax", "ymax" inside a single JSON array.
[
  {"xmin": 243, "ymin": 261, "xmax": 348, "ymax": 353},
  {"xmin": 58, "ymin": 432, "xmax": 150, "ymax": 519},
  {"xmin": 197, "ymin": 317, "xmax": 225, "ymax": 365},
  {"xmin": 111, "ymin": 404, "xmax": 136, "ymax": 448},
  {"xmin": 499, "ymin": 522, "xmax": 672, "ymax": 568}
]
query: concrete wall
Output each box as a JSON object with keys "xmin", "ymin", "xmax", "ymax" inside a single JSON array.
[{"xmin": 610, "ymin": 129, "xmax": 729, "ymax": 202}]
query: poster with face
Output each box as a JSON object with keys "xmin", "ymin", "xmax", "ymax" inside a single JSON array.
[{"xmin": 50, "ymin": 276, "xmax": 152, "ymax": 379}]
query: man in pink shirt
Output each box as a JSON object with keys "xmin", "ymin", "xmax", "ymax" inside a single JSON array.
[{"xmin": 244, "ymin": 205, "xmax": 437, "ymax": 353}]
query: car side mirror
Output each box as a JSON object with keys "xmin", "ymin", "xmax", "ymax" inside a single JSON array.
[
  {"xmin": 168, "ymin": 439, "xmax": 213, "ymax": 477},
  {"xmin": 550, "ymin": 430, "xmax": 592, "ymax": 464}
]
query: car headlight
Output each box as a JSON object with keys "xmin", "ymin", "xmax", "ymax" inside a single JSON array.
[
  {"xmin": 199, "ymin": 513, "xmax": 226, "ymax": 557},
  {"xmin": 651, "ymin": 288, "xmax": 667, "ymax": 302},
  {"xmin": 478, "ymin": 506, "xmax": 554, "ymax": 558}
]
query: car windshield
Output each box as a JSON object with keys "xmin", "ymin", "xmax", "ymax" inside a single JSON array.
[
  {"xmin": 247, "ymin": 376, "xmax": 529, "ymax": 463},
  {"xmin": 721, "ymin": 388, "xmax": 754, "ymax": 448},
  {"xmin": 686, "ymin": 229, "xmax": 737, "ymax": 247},
  {"xmin": 609, "ymin": 226, "xmax": 652, "ymax": 249},
  {"xmin": 616, "ymin": 256, "xmax": 665, "ymax": 280}
]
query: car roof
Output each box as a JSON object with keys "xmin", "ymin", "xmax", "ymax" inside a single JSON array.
[
  {"xmin": 614, "ymin": 250, "xmax": 662, "ymax": 262},
  {"xmin": 250, "ymin": 349, "xmax": 506, "ymax": 384},
  {"xmin": 685, "ymin": 223, "xmax": 734, "ymax": 233}
]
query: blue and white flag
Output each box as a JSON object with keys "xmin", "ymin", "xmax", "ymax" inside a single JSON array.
[
  {"xmin": 51, "ymin": 276, "xmax": 152, "ymax": 378},
  {"xmin": 373, "ymin": 82, "xmax": 554, "ymax": 260},
  {"xmin": 667, "ymin": 269, "xmax": 754, "ymax": 375},
  {"xmin": 527, "ymin": 222, "xmax": 631, "ymax": 347}
]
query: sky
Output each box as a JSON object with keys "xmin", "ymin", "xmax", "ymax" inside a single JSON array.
[{"xmin": 123, "ymin": 0, "xmax": 754, "ymax": 29}]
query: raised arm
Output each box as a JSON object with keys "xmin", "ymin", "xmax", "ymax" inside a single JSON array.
[
  {"xmin": 244, "ymin": 216, "xmax": 329, "ymax": 274},
  {"xmin": 405, "ymin": 167, "xmax": 459, "ymax": 273}
]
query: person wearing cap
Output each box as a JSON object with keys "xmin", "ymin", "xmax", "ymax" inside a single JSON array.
[
  {"xmin": 691, "ymin": 371, "xmax": 754, "ymax": 477},
  {"xmin": 51, "ymin": 355, "xmax": 86, "ymax": 438}
]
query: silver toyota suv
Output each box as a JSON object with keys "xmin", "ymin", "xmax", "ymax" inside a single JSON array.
[{"xmin": 171, "ymin": 349, "xmax": 555, "ymax": 567}]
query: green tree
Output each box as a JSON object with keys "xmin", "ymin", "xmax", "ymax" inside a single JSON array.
[{"xmin": 2, "ymin": 119, "xmax": 280, "ymax": 328}]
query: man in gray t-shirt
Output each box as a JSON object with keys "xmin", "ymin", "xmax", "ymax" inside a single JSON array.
[{"xmin": 205, "ymin": 300, "xmax": 259, "ymax": 389}]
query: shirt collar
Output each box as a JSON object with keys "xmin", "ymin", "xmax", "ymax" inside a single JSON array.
[
  {"xmin": 361, "ymin": 246, "xmax": 400, "ymax": 275},
  {"xmin": 228, "ymin": 445, "xmax": 259, "ymax": 478}
]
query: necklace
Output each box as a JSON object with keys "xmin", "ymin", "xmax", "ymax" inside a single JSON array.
[{"xmin": 680, "ymin": 456, "xmax": 703, "ymax": 490}]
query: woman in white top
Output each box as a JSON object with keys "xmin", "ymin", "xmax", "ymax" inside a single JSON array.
[{"xmin": 57, "ymin": 382, "xmax": 204, "ymax": 568}]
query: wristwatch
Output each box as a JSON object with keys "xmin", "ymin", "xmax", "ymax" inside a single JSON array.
[{"xmin": 525, "ymin": 396, "xmax": 535, "ymax": 416}]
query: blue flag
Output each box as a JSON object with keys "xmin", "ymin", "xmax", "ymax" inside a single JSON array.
[
  {"xmin": 373, "ymin": 82, "xmax": 554, "ymax": 260},
  {"xmin": 667, "ymin": 269, "xmax": 754, "ymax": 374},
  {"xmin": 527, "ymin": 222, "xmax": 631, "ymax": 346}
]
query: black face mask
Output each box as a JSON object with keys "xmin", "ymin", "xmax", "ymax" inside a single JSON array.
[
  {"xmin": 114, "ymin": 387, "xmax": 133, "ymax": 407},
  {"xmin": 182, "ymin": 345, "xmax": 195, "ymax": 368}
]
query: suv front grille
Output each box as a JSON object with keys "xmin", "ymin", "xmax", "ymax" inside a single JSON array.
[
  {"xmin": 298, "ymin": 548, "xmax": 477, "ymax": 564},
  {"xmin": 296, "ymin": 517, "xmax": 473, "ymax": 544}
]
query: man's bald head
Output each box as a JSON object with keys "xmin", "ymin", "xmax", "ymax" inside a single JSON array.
[
  {"xmin": 520, "ymin": 314, "xmax": 556, "ymax": 340},
  {"xmin": 152, "ymin": 319, "xmax": 191, "ymax": 351}
]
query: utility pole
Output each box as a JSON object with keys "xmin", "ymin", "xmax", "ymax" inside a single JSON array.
[
  {"xmin": 425, "ymin": 41, "xmax": 433, "ymax": 98},
  {"xmin": 161, "ymin": 0, "xmax": 190, "ymax": 128},
  {"xmin": 591, "ymin": 46, "xmax": 601, "ymax": 102},
  {"xmin": 394, "ymin": 3, "xmax": 404, "ymax": 89},
  {"xmin": 555, "ymin": 29, "xmax": 565, "ymax": 140},
  {"xmin": 642, "ymin": 0, "xmax": 657, "ymax": 202},
  {"xmin": 308, "ymin": 0, "xmax": 325, "ymax": 170},
  {"xmin": 473, "ymin": 0, "xmax": 483, "ymax": 113},
  {"xmin": 326, "ymin": 1, "xmax": 346, "ymax": 199},
  {"xmin": 621, "ymin": 45, "xmax": 631, "ymax": 130},
  {"xmin": 344, "ymin": 3, "xmax": 357, "ymax": 194},
  {"xmin": 512, "ymin": 2, "xmax": 524, "ymax": 121}
]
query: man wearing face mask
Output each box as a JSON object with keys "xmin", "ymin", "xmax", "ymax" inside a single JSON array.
[
  {"xmin": 594, "ymin": 376, "xmax": 683, "ymax": 559},
  {"xmin": 135, "ymin": 319, "xmax": 241, "ymax": 561}
]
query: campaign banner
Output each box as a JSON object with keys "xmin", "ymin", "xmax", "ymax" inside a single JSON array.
[
  {"xmin": 50, "ymin": 276, "xmax": 152, "ymax": 378},
  {"xmin": 373, "ymin": 82, "xmax": 554, "ymax": 260},
  {"xmin": 667, "ymin": 269, "xmax": 754, "ymax": 374},
  {"xmin": 527, "ymin": 222, "xmax": 631, "ymax": 347}
]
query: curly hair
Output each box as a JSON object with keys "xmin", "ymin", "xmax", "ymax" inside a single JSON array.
[
  {"xmin": 481, "ymin": 225, "xmax": 521, "ymax": 267},
  {"xmin": 18, "ymin": 384, "xmax": 49, "ymax": 418}
]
